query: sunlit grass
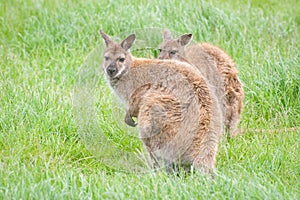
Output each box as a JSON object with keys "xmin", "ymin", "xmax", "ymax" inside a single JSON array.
[{"xmin": 0, "ymin": 0, "xmax": 299, "ymax": 199}]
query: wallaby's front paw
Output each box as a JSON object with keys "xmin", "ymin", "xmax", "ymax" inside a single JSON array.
[{"xmin": 125, "ymin": 111, "xmax": 137, "ymax": 127}]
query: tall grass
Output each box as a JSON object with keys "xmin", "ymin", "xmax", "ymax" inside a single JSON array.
[{"xmin": 0, "ymin": 0, "xmax": 299, "ymax": 199}]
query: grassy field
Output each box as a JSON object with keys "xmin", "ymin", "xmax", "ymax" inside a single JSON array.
[{"xmin": 1, "ymin": 0, "xmax": 299, "ymax": 199}]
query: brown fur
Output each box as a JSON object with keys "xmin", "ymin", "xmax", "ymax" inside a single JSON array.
[
  {"xmin": 100, "ymin": 30, "xmax": 223, "ymax": 174},
  {"xmin": 200, "ymin": 43, "xmax": 244, "ymax": 135},
  {"xmin": 158, "ymin": 30, "xmax": 244, "ymax": 137}
]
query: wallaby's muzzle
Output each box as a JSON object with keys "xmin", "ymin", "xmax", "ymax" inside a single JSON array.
[
  {"xmin": 158, "ymin": 51, "xmax": 168, "ymax": 59},
  {"xmin": 106, "ymin": 64, "xmax": 118, "ymax": 78}
]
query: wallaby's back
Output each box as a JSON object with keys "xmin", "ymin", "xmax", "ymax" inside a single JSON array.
[
  {"xmin": 200, "ymin": 43, "xmax": 244, "ymax": 132},
  {"xmin": 185, "ymin": 44, "xmax": 225, "ymax": 103}
]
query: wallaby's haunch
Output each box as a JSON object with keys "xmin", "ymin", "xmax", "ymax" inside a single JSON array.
[
  {"xmin": 158, "ymin": 30, "xmax": 244, "ymax": 138},
  {"xmin": 100, "ymin": 30, "xmax": 223, "ymax": 174}
]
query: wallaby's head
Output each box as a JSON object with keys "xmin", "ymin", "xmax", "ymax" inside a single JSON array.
[
  {"xmin": 100, "ymin": 30, "xmax": 136, "ymax": 80},
  {"xmin": 158, "ymin": 30, "xmax": 192, "ymax": 60}
]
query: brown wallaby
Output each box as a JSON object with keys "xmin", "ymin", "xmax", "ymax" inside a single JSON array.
[
  {"xmin": 100, "ymin": 30, "xmax": 224, "ymax": 174},
  {"xmin": 158, "ymin": 30, "xmax": 244, "ymax": 138}
]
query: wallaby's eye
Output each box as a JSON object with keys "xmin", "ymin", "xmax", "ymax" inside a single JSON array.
[
  {"xmin": 119, "ymin": 58, "xmax": 125, "ymax": 62},
  {"xmin": 158, "ymin": 49, "xmax": 162, "ymax": 52},
  {"xmin": 104, "ymin": 56, "xmax": 109, "ymax": 61},
  {"xmin": 170, "ymin": 51, "xmax": 177, "ymax": 55}
]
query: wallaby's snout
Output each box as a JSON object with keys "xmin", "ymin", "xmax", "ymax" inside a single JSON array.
[
  {"xmin": 106, "ymin": 62, "xmax": 118, "ymax": 77},
  {"xmin": 157, "ymin": 50, "xmax": 170, "ymax": 59}
]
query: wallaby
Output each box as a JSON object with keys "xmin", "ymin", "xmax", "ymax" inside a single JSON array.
[
  {"xmin": 100, "ymin": 30, "xmax": 224, "ymax": 174},
  {"xmin": 158, "ymin": 30, "xmax": 244, "ymax": 138}
]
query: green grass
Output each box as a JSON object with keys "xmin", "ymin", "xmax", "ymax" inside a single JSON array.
[{"xmin": 1, "ymin": 0, "xmax": 299, "ymax": 199}]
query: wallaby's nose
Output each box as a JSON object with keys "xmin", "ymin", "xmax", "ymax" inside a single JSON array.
[
  {"xmin": 158, "ymin": 52, "xmax": 168, "ymax": 59},
  {"xmin": 107, "ymin": 65, "xmax": 117, "ymax": 77}
]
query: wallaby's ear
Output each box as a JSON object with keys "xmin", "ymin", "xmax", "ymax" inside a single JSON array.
[
  {"xmin": 163, "ymin": 29, "xmax": 173, "ymax": 41},
  {"xmin": 99, "ymin": 30, "xmax": 114, "ymax": 47},
  {"xmin": 178, "ymin": 33, "xmax": 193, "ymax": 46},
  {"xmin": 120, "ymin": 34, "xmax": 136, "ymax": 51}
]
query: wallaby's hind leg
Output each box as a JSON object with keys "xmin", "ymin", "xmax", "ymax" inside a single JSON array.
[
  {"xmin": 192, "ymin": 132, "xmax": 219, "ymax": 176},
  {"xmin": 226, "ymin": 112, "xmax": 239, "ymax": 139},
  {"xmin": 225, "ymin": 113, "xmax": 239, "ymax": 139},
  {"xmin": 192, "ymin": 97, "xmax": 223, "ymax": 176},
  {"xmin": 138, "ymin": 89, "xmax": 182, "ymax": 170},
  {"xmin": 193, "ymin": 154, "xmax": 216, "ymax": 176},
  {"xmin": 225, "ymin": 89, "xmax": 243, "ymax": 138}
]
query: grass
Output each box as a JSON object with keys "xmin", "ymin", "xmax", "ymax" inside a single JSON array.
[{"xmin": 1, "ymin": 0, "xmax": 299, "ymax": 199}]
